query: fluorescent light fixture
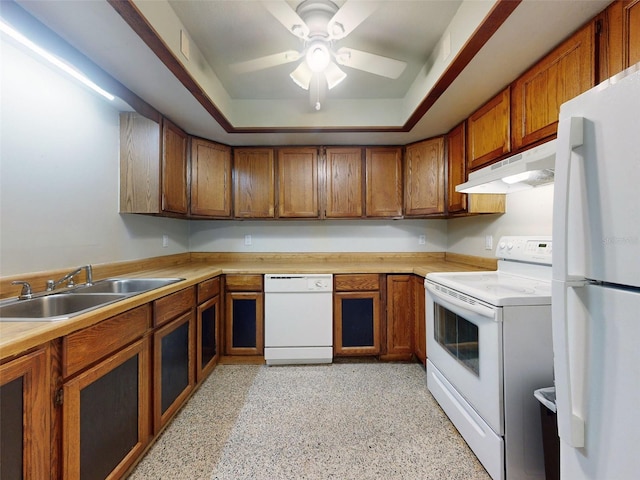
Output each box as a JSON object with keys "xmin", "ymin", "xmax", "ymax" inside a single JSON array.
[
  {"xmin": 0, "ymin": 19, "xmax": 115, "ymax": 101},
  {"xmin": 456, "ymin": 139, "xmax": 556, "ymax": 194}
]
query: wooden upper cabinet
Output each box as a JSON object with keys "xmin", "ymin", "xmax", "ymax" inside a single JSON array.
[
  {"xmin": 190, "ymin": 138, "xmax": 231, "ymax": 217},
  {"xmin": 446, "ymin": 122, "xmax": 467, "ymax": 214},
  {"xmin": 467, "ymin": 87, "xmax": 511, "ymax": 171},
  {"xmin": 119, "ymin": 112, "xmax": 161, "ymax": 214},
  {"xmin": 161, "ymin": 118, "xmax": 188, "ymax": 215},
  {"xmin": 233, "ymin": 148, "xmax": 275, "ymax": 218},
  {"xmin": 597, "ymin": 0, "xmax": 640, "ymax": 82},
  {"xmin": 324, "ymin": 147, "xmax": 363, "ymax": 218},
  {"xmin": 512, "ymin": 23, "xmax": 594, "ymax": 150},
  {"xmin": 404, "ymin": 137, "xmax": 445, "ymax": 216},
  {"xmin": 365, "ymin": 147, "xmax": 403, "ymax": 218},
  {"xmin": 277, "ymin": 148, "xmax": 318, "ymax": 218}
]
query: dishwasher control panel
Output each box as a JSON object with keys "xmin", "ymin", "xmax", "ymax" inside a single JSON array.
[{"xmin": 264, "ymin": 274, "xmax": 333, "ymax": 293}]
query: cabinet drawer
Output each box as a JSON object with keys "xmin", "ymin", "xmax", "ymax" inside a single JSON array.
[
  {"xmin": 225, "ymin": 275, "xmax": 263, "ymax": 292},
  {"xmin": 63, "ymin": 304, "xmax": 151, "ymax": 378},
  {"xmin": 197, "ymin": 277, "xmax": 220, "ymax": 303},
  {"xmin": 334, "ymin": 274, "xmax": 380, "ymax": 291},
  {"xmin": 154, "ymin": 287, "xmax": 195, "ymax": 327}
]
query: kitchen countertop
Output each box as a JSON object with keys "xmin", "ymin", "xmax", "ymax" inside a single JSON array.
[{"xmin": 0, "ymin": 252, "xmax": 494, "ymax": 361}]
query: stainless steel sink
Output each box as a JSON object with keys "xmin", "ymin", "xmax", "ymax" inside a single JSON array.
[
  {"xmin": 0, "ymin": 293, "xmax": 127, "ymax": 322},
  {"xmin": 70, "ymin": 277, "xmax": 184, "ymax": 294},
  {"xmin": 0, "ymin": 277, "xmax": 185, "ymax": 322}
]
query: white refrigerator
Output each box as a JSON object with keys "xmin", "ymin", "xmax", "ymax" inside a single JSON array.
[{"xmin": 552, "ymin": 63, "xmax": 640, "ymax": 479}]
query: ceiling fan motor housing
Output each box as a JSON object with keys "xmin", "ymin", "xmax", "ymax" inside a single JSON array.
[{"xmin": 296, "ymin": 0, "xmax": 339, "ymax": 40}]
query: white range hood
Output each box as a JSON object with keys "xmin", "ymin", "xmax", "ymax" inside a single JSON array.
[{"xmin": 456, "ymin": 139, "xmax": 556, "ymax": 193}]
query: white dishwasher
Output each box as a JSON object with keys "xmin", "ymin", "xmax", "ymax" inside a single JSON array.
[{"xmin": 264, "ymin": 274, "xmax": 333, "ymax": 365}]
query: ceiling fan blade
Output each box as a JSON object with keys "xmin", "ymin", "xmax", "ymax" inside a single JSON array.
[
  {"xmin": 327, "ymin": 0, "xmax": 378, "ymax": 40},
  {"xmin": 290, "ymin": 61, "xmax": 313, "ymax": 90},
  {"xmin": 335, "ymin": 47, "xmax": 407, "ymax": 79},
  {"xmin": 230, "ymin": 50, "xmax": 301, "ymax": 74},
  {"xmin": 324, "ymin": 61, "xmax": 347, "ymax": 90},
  {"xmin": 263, "ymin": 1, "xmax": 309, "ymax": 39}
]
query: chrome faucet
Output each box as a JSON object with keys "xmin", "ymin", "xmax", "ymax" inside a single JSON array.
[
  {"xmin": 46, "ymin": 265, "xmax": 93, "ymax": 291},
  {"xmin": 11, "ymin": 281, "xmax": 33, "ymax": 300}
]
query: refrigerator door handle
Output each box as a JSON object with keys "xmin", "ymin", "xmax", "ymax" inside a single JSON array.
[
  {"xmin": 553, "ymin": 280, "xmax": 587, "ymax": 448},
  {"xmin": 553, "ymin": 116, "xmax": 584, "ymax": 281}
]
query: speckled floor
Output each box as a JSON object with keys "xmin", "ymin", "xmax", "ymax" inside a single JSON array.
[{"xmin": 127, "ymin": 363, "xmax": 490, "ymax": 480}]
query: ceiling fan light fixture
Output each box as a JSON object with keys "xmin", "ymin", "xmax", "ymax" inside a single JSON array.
[
  {"xmin": 306, "ymin": 42, "xmax": 330, "ymax": 72},
  {"xmin": 290, "ymin": 61, "xmax": 313, "ymax": 90},
  {"xmin": 324, "ymin": 61, "xmax": 346, "ymax": 90}
]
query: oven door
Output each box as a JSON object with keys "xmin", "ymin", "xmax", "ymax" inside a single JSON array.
[{"xmin": 425, "ymin": 280, "xmax": 503, "ymax": 435}]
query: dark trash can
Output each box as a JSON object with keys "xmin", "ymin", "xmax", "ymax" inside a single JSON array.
[{"xmin": 534, "ymin": 387, "xmax": 560, "ymax": 480}]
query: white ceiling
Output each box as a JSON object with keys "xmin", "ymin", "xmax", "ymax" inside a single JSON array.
[{"xmin": 15, "ymin": 0, "xmax": 611, "ymax": 146}]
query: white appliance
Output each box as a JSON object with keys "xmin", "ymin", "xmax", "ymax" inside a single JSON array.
[
  {"xmin": 552, "ymin": 64, "xmax": 640, "ymax": 479},
  {"xmin": 264, "ymin": 274, "xmax": 333, "ymax": 365},
  {"xmin": 455, "ymin": 139, "xmax": 556, "ymax": 193},
  {"xmin": 425, "ymin": 237, "xmax": 554, "ymax": 480}
]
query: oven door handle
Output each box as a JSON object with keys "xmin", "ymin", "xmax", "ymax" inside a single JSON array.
[{"xmin": 426, "ymin": 284, "xmax": 496, "ymax": 320}]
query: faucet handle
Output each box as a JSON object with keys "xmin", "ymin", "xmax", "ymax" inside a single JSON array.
[{"xmin": 11, "ymin": 281, "xmax": 33, "ymax": 299}]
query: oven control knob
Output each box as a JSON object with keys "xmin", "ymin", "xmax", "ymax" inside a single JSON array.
[
  {"xmin": 507, "ymin": 242, "xmax": 514, "ymax": 250},
  {"xmin": 499, "ymin": 241, "xmax": 506, "ymax": 250}
]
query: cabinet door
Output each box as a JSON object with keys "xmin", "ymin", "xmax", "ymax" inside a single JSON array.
[
  {"xmin": 233, "ymin": 148, "xmax": 275, "ymax": 218},
  {"xmin": 153, "ymin": 311, "xmax": 195, "ymax": 432},
  {"xmin": 324, "ymin": 147, "xmax": 363, "ymax": 218},
  {"xmin": 334, "ymin": 291, "xmax": 380, "ymax": 355},
  {"xmin": 384, "ymin": 275, "xmax": 415, "ymax": 360},
  {"xmin": 161, "ymin": 118, "xmax": 188, "ymax": 214},
  {"xmin": 277, "ymin": 148, "xmax": 318, "ymax": 218},
  {"xmin": 225, "ymin": 292, "xmax": 264, "ymax": 355},
  {"xmin": 413, "ymin": 275, "xmax": 427, "ymax": 366},
  {"xmin": 511, "ymin": 23, "xmax": 594, "ymax": 150},
  {"xmin": 63, "ymin": 339, "xmax": 150, "ymax": 480},
  {"xmin": 0, "ymin": 347, "xmax": 50, "ymax": 480},
  {"xmin": 404, "ymin": 137, "xmax": 445, "ymax": 216},
  {"xmin": 365, "ymin": 147, "xmax": 403, "ymax": 218},
  {"xmin": 597, "ymin": 0, "xmax": 640, "ymax": 81},
  {"xmin": 197, "ymin": 294, "xmax": 219, "ymax": 382},
  {"xmin": 119, "ymin": 112, "xmax": 161, "ymax": 214},
  {"xmin": 190, "ymin": 138, "xmax": 232, "ymax": 217},
  {"xmin": 467, "ymin": 87, "xmax": 511, "ymax": 170},
  {"xmin": 447, "ymin": 122, "xmax": 467, "ymax": 214}
]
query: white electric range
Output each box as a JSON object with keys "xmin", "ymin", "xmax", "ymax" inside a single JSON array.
[{"xmin": 424, "ymin": 236, "xmax": 553, "ymax": 480}]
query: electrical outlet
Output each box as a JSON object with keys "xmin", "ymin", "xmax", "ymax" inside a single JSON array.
[
  {"xmin": 418, "ymin": 235, "xmax": 426, "ymax": 245},
  {"xmin": 162, "ymin": 234, "xmax": 168, "ymax": 248},
  {"xmin": 244, "ymin": 234, "xmax": 252, "ymax": 246},
  {"xmin": 485, "ymin": 235, "xmax": 493, "ymax": 250}
]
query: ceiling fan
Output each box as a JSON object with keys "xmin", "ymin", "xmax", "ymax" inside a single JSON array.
[{"xmin": 229, "ymin": 0, "xmax": 407, "ymax": 110}]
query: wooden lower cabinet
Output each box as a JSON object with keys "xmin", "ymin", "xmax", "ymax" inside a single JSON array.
[
  {"xmin": 224, "ymin": 275, "xmax": 264, "ymax": 356},
  {"xmin": 334, "ymin": 274, "xmax": 381, "ymax": 356},
  {"xmin": 196, "ymin": 277, "xmax": 221, "ymax": 382},
  {"xmin": 383, "ymin": 275, "xmax": 415, "ymax": 361},
  {"xmin": 0, "ymin": 346, "xmax": 50, "ymax": 480},
  {"xmin": 225, "ymin": 292, "xmax": 264, "ymax": 355},
  {"xmin": 63, "ymin": 338, "xmax": 150, "ymax": 480},
  {"xmin": 153, "ymin": 311, "xmax": 195, "ymax": 432}
]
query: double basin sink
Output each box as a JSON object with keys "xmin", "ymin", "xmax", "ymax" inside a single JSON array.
[{"xmin": 0, "ymin": 277, "xmax": 185, "ymax": 322}]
